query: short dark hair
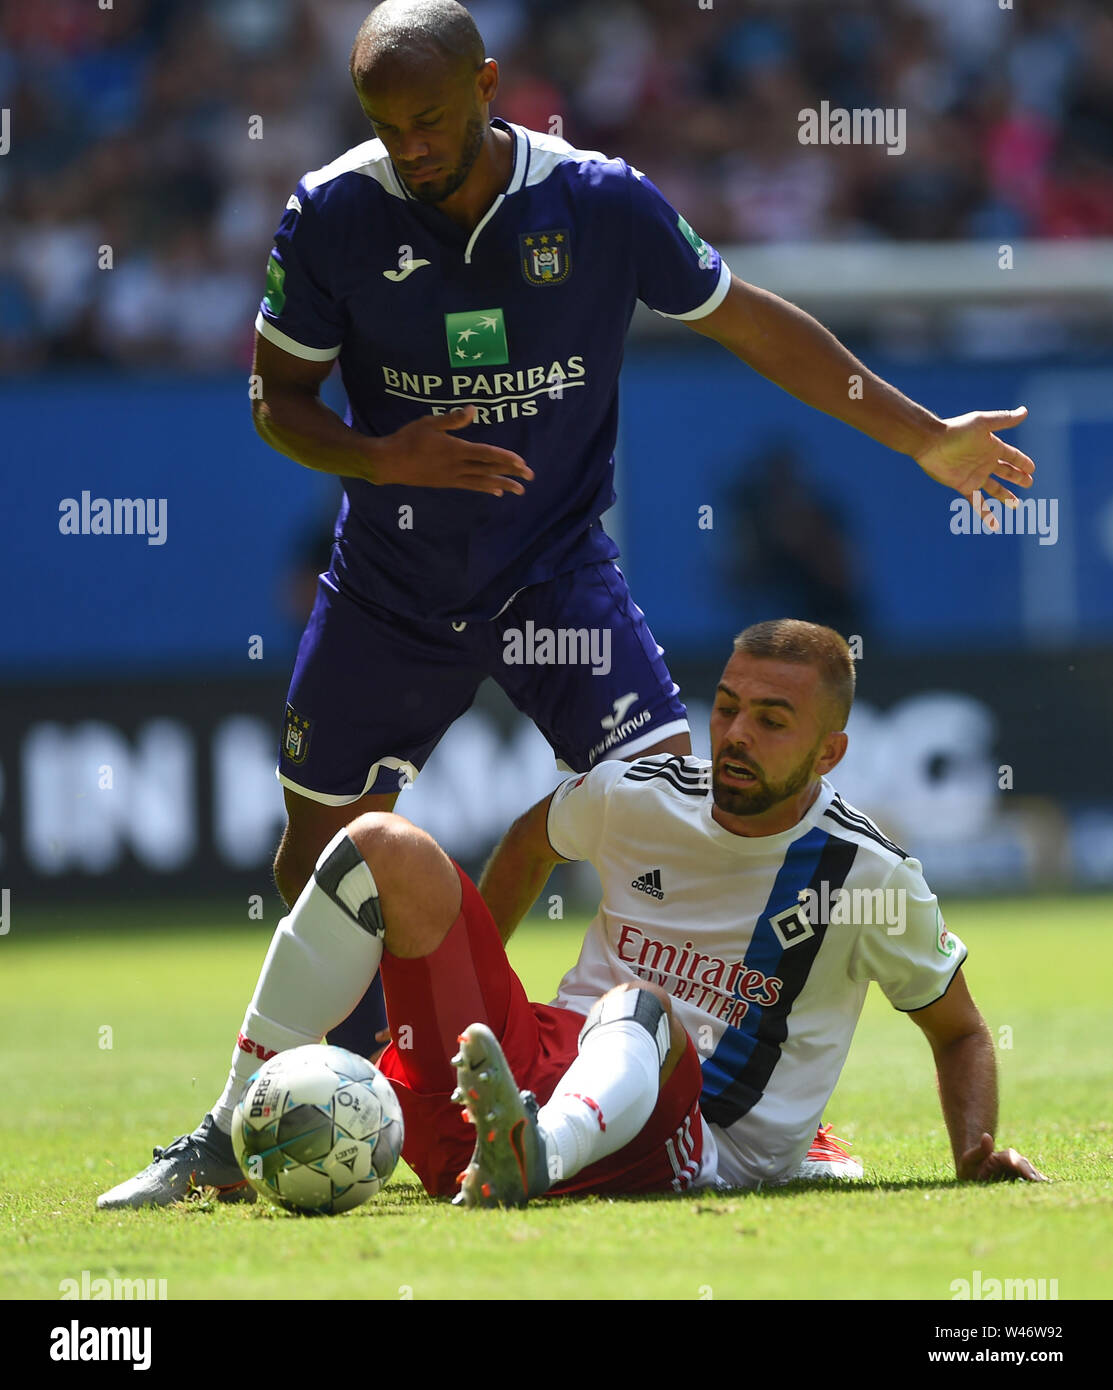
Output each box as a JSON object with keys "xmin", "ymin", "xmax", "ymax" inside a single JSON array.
[
  {"xmin": 350, "ymin": 0, "xmax": 485, "ymax": 88},
  {"xmin": 731, "ymin": 619, "xmax": 856, "ymax": 729}
]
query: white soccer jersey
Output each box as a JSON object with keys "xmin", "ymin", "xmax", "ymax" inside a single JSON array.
[{"xmin": 546, "ymin": 755, "xmax": 967, "ymax": 1188}]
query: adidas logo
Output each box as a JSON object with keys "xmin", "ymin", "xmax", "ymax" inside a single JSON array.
[{"xmin": 631, "ymin": 869, "xmax": 664, "ymax": 900}]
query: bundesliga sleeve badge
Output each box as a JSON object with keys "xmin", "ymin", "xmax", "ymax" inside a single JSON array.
[
  {"xmin": 935, "ymin": 908, "xmax": 958, "ymax": 957},
  {"xmin": 282, "ymin": 704, "xmax": 312, "ymax": 765},
  {"xmin": 263, "ymin": 253, "xmax": 287, "ymax": 315},
  {"xmin": 520, "ymin": 229, "xmax": 571, "ymax": 285}
]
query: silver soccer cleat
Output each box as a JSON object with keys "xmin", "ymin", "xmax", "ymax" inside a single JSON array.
[{"xmin": 96, "ymin": 1112, "xmax": 255, "ymax": 1210}]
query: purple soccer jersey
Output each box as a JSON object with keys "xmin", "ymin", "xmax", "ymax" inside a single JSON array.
[
  {"xmin": 256, "ymin": 118, "xmax": 730, "ymax": 623},
  {"xmin": 262, "ymin": 122, "xmax": 726, "ymax": 1050}
]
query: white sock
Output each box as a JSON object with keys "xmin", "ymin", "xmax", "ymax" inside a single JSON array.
[
  {"xmin": 537, "ymin": 1016, "xmax": 662, "ymax": 1184},
  {"xmin": 210, "ymin": 830, "xmax": 385, "ymax": 1134}
]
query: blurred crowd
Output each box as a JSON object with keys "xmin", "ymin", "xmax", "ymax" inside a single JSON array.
[{"xmin": 1, "ymin": 0, "xmax": 1111, "ymax": 371}]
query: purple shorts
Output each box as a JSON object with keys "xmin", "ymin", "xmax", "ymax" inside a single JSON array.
[{"xmin": 278, "ymin": 561, "xmax": 688, "ymax": 802}]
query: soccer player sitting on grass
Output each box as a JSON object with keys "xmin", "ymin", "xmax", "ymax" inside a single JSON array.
[{"xmin": 97, "ymin": 621, "xmax": 1044, "ymax": 1209}]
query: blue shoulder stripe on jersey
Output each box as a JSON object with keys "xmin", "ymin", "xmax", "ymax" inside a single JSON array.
[{"xmin": 699, "ymin": 828, "xmax": 859, "ymax": 1129}]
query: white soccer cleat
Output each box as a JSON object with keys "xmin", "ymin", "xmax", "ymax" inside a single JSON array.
[{"xmin": 791, "ymin": 1123, "xmax": 864, "ymax": 1180}]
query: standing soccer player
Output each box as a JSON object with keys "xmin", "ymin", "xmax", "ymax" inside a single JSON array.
[{"xmin": 97, "ymin": 0, "xmax": 1038, "ymax": 1207}]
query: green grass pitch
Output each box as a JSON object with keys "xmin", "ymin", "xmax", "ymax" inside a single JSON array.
[{"xmin": 2, "ymin": 894, "xmax": 1111, "ymax": 1301}]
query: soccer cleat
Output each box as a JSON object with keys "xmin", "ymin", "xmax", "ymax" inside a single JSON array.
[
  {"xmin": 450, "ymin": 1023, "xmax": 550, "ymax": 1209},
  {"xmin": 95, "ymin": 1113, "xmax": 255, "ymax": 1210},
  {"xmin": 792, "ymin": 1123, "xmax": 864, "ymax": 1180}
]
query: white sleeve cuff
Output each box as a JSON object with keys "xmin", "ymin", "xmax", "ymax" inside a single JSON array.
[
  {"xmin": 652, "ymin": 259, "xmax": 732, "ymax": 321},
  {"xmin": 255, "ymin": 312, "xmax": 342, "ymax": 361}
]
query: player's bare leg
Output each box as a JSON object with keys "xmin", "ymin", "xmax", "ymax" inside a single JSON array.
[
  {"xmin": 274, "ymin": 786, "xmax": 399, "ymax": 907},
  {"xmin": 453, "ymin": 981, "xmax": 686, "ymax": 1208},
  {"xmin": 342, "ymin": 812, "xmax": 464, "ymax": 957},
  {"xmin": 211, "ymin": 811, "xmax": 462, "ymax": 1125},
  {"xmin": 275, "ymin": 787, "xmax": 400, "ymax": 1052}
]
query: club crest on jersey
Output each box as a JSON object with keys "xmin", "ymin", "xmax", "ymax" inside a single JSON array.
[
  {"xmin": 282, "ymin": 704, "xmax": 312, "ymax": 765},
  {"xmin": 520, "ymin": 230, "xmax": 571, "ymax": 285},
  {"xmin": 769, "ymin": 902, "xmax": 816, "ymax": 950}
]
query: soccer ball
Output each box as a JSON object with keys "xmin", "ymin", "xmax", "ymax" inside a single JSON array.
[{"xmin": 232, "ymin": 1044, "xmax": 404, "ymax": 1214}]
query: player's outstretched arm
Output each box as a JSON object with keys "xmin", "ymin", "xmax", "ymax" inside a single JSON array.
[
  {"xmin": 685, "ymin": 276, "xmax": 1034, "ymax": 529},
  {"xmin": 478, "ymin": 793, "xmax": 568, "ymax": 945},
  {"xmin": 251, "ymin": 333, "xmax": 533, "ymax": 496},
  {"xmin": 910, "ymin": 969, "xmax": 1047, "ymax": 1182}
]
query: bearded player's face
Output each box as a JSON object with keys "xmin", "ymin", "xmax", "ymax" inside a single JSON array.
[
  {"xmin": 357, "ymin": 57, "xmax": 491, "ymax": 206},
  {"xmin": 708, "ymin": 655, "xmax": 844, "ymax": 821}
]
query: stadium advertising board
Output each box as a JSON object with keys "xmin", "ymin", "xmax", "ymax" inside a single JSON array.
[{"xmin": 2, "ymin": 652, "xmax": 1110, "ymax": 905}]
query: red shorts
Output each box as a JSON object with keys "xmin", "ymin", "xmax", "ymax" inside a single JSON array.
[{"xmin": 376, "ymin": 864, "xmax": 705, "ymax": 1199}]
